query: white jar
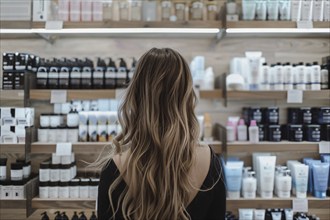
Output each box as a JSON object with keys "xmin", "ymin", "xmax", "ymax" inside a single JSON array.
[
  {"xmin": 89, "ymin": 179, "xmax": 99, "ymax": 199},
  {"xmin": 11, "ymin": 163, "xmax": 23, "ymax": 181},
  {"xmin": 50, "ymin": 114, "xmax": 61, "ymax": 127},
  {"xmin": 48, "ymin": 127, "xmax": 57, "ymax": 142},
  {"xmin": 67, "ymin": 109, "xmax": 79, "ymax": 127},
  {"xmin": 40, "ymin": 114, "xmax": 51, "ymax": 127},
  {"xmin": 67, "ymin": 127, "xmax": 79, "ymax": 143},
  {"xmin": 50, "ymin": 164, "xmax": 60, "ymax": 182},
  {"xmin": 0, "ymin": 158, "xmax": 7, "ymax": 180},
  {"xmin": 79, "ymin": 178, "xmax": 90, "ymax": 199},
  {"xmin": 39, "ymin": 181, "xmax": 49, "ymax": 198},
  {"xmin": 48, "ymin": 182, "xmax": 58, "ymax": 198},
  {"xmin": 56, "ymin": 126, "xmax": 68, "ymax": 142},
  {"xmin": 69, "ymin": 179, "xmax": 80, "ymax": 198},
  {"xmin": 38, "ymin": 127, "xmax": 49, "ymax": 142},
  {"xmin": 58, "ymin": 182, "xmax": 69, "ymax": 198},
  {"xmin": 23, "ymin": 161, "xmax": 31, "ymax": 179},
  {"xmin": 60, "ymin": 164, "xmax": 72, "ymax": 182},
  {"xmin": 39, "ymin": 162, "xmax": 50, "ymax": 182}
]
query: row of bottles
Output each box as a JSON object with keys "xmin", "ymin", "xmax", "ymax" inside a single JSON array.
[{"xmin": 41, "ymin": 211, "xmax": 97, "ymax": 220}]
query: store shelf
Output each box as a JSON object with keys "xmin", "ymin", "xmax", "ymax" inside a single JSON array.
[
  {"xmin": 0, "ymin": 90, "xmax": 25, "ymax": 101},
  {"xmin": 31, "ymin": 141, "xmax": 222, "ymax": 154},
  {"xmin": 226, "ymin": 21, "xmax": 330, "ymax": 29},
  {"xmin": 0, "ymin": 199, "xmax": 28, "ymax": 220},
  {"xmin": 199, "ymin": 89, "xmax": 223, "ymax": 99},
  {"xmin": 0, "ymin": 143, "xmax": 26, "ymax": 154},
  {"xmin": 227, "ymin": 90, "xmax": 330, "ymax": 101},
  {"xmin": 32, "ymin": 198, "xmax": 95, "ymax": 209},
  {"xmin": 227, "ymin": 141, "xmax": 322, "ymax": 153}
]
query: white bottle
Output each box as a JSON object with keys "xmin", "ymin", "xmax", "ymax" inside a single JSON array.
[
  {"xmin": 260, "ymin": 63, "xmax": 270, "ymax": 90},
  {"xmin": 324, "ymin": 0, "xmax": 330, "ymax": 21},
  {"xmin": 313, "ymin": 0, "xmax": 324, "ymax": 21},
  {"xmin": 305, "ymin": 63, "xmax": 313, "ymax": 90},
  {"xmin": 295, "ymin": 62, "xmax": 306, "ymax": 90},
  {"xmin": 241, "ymin": 166, "xmax": 252, "ymax": 195},
  {"xmin": 269, "ymin": 64, "xmax": 276, "ymax": 90},
  {"xmin": 249, "ymin": 120, "xmax": 259, "ymax": 143},
  {"xmin": 201, "ymin": 67, "xmax": 215, "ymax": 90},
  {"xmin": 321, "ymin": 65, "xmax": 329, "ymax": 89},
  {"xmin": 242, "ymin": 171, "xmax": 257, "ymax": 199},
  {"xmin": 226, "ymin": 121, "xmax": 236, "ymax": 142},
  {"xmin": 237, "ymin": 119, "xmax": 247, "ymax": 141},
  {"xmin": 67, "ymin": 107, "xmax": 79, "ymax": 127},
  {"xmin": 301, "ymin": 0, "xmax": 313, "ymax": 21},
  {"xmin": 274, "ymin": 62, "xmax": 284, "ymax": 90},
  {"xmin": 274, "ymin": 166, "xmax": 287, "ymax": 195},
  {"xmin": 311, "ymin": 61, "xmax": 321, "ymax": 90},
  {"xmin": 276, "ymin": 170, "xmax": 292, "ymax": 198},
  {"xmin": 283, "ymin": 62, "xmax": 294, "ymax": 90}
]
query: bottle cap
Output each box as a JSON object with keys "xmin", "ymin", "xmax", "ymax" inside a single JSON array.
[
  {"xmin": 250, "ymin": 120, "xmax": 257, "ymax": 126},
  {"xmin": 227, "ymin": 191, "xmax": 240, "ymax": 199},
  {"xmin": 238, "ymin": 119, "xmax": 245, "ymax": 126},
  {"xmin": 226, "ymin": 121, "xmax": 233, "ymax": 126}
]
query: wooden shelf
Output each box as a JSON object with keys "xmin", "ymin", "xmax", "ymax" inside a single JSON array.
[
  {"xmin": 32, "ymin": 198, "xmax": 95, "ymax": 209},
  {"xmin": 30, "ymin": 89, "xmax": 116, "ymax": 101},
  {"xmin": 0, "ymin": 199, "xmax": 28, "ymax": 220},
  {"xmin": 0, "ymin": 90, "xmax": 24, "ymax": 101},
  {"xmin": 227, "ymin": 141, "xmax": 322, "ymax": 153},
  {"xmin": 31, "ymin": 141, "xmax": 222, "ymax": 154},
  {"xmin": 227, "ymin": 90, "xmax": 330, "ymax": 101},
  {"xmin": 227, "ymin": 21, "xmax": 330, "ymax": 29},
  {"xmin": 199, "ymin": 89, "xmax": 223, "ymax": 99},
  {"xmin": 0, "ymin": 143, "xmax": 26, "ymax": 154}
]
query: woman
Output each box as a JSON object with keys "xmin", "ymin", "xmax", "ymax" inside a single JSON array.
[{"xmin": 97, "ymin": 48, "xmax": 226, "ymax": 220}]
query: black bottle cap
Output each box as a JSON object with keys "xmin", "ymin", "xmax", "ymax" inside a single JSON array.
[
  {"xmin": 108, "ymin": 58, "xmax": 117, "ymax": 69},
  {"xmin": 60, "ymin": 164, "xmax": 71, "ymax": 169},
  {"xmin": 39, "ymin": 181, "xmax": 49, "ymax": 187},
  {"xmin": 313, "ymin": 61, "xmax": 318, "ymax": 65},
  {"xmin": 50, "ymin": 164, "xmax": 60, "ymax": 169},
  {"xmin": 62, "ymin": 212, "xmax": 69, "ymax": 220},
  {"xmin": 11, "ymin": 163, "xmax": 23, "ymax": 170},
  {"xmin": 79, "ymin": 212, "xmax": 87, "ymax": 220},
  {"xmin": 72, "ymin": 211, "xmax": 79, "ymax": 220},
  {"xmin": 306, "ymin": 63, "xmax": 311, "ymax": 66},
  {"xmin": 298, "ymin": 62, "xmax": 304, "ymax": 65},
  {"xmin": 89, "ymin": 211, "xmax": 98, "ymax": 220},
  {"xmin": 0, "ymin": 157, "xmax": 7, "ymax": 166},
  {"xmin": 49, "ymin": 181, "xmax": 58, "ymax": 186},
  {"xmin": 59, "ymin": 181, "xmax": 69, "ymax": 186},
  {"xmin": 69, "ymin": 179, "xmax": 80, "ymax": 186},
  {"xmin": 132, "ymin": 57, "xmax": 137, "ymax": 68},
  {"xmin": 41, "ymin": 211, "xmax": 50, "ymax": 220},
  {"xmin": 262, "ymin": 62, "xmax": 267, "ymax": 65},
  {"xmin": 119, "ymin": 58, "xmax": 127, "ymax": 68},
  {"xmin": 276, "ymin": 62, "xmax": 281, "ymax": 65}
]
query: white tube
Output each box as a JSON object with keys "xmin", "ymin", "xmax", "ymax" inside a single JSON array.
[
  {"xmin": 254, "ymin": 209, "xmax": 266, "ymax": 220},
  {"xmin": 313, "ymin": 0, "xmax": 324, "ymax": 21},
  {"xmin": 258, "ymin": 156, "xmax": 276, "ymax": 198},
  {"xmin": 292, "ymin": 164, "xmax": 309, "ymax": 198},
  {"xmin": 239, "ymin": 209, "xmax": 253, "ymax": 220},
  {"xmin": 301, "ymin": 0, "xmax": 313, "ymax": 21},
  {"xmin": 271, "ymin": 212, "xmax": 283, "ymax": 220},
  {"xmin": 284, "ymin": 209, "xmax": 294, "ymax": 220},
  {"xmin": 291, "ymin": 0, "xmax": 302, "ymax": 21}
]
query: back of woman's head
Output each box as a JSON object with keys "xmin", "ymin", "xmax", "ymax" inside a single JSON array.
[{"xmin": 111, "ymin": 48, "xmax": 200, "ymax": 220}]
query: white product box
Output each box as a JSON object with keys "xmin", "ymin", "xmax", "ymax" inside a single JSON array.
[
  {"xmin": 33, "ymin": 0, "xmax": 51, "ymax": 21},
  {"xmin": 12, "ymin": 185, "xmax": 25, "ymax": 199},
  {"xmin": 15, "ymin": 125, "xmax": 26, "ymax": 143},
  {"xmin": 1, "ymin": 126, "xmax": 17, "ymax": 144}
]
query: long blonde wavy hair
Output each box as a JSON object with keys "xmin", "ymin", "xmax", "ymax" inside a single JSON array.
[{"xmin": 95, "ymin": 48, "xmax": 200, "ymax": 220}]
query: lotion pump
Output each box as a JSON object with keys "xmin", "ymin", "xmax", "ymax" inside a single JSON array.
[{"xmin": 40, "ymin": 212, "xmax": 50, "ymax": 220}]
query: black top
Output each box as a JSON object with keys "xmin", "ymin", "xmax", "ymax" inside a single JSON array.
[{"xmin": 98, "ymin": 147, "xmax": 226, "ymax": 220}]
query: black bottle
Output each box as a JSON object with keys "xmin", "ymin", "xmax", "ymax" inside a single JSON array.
[
  {"xmin": 54, "ymin": 211, "xmax": 62, "ymax": 220},
  {"xmin": 41, "ymin": 212, "xmax": 50, "ymax": 220},
  {"xmin": 48, "ymin": 64, "xmax": 60, "ymax": 89},
  {"xmin": 105, "ymin": 58, "xmax": 117, "ymax": 89},
  {"xmin": 89, "ymin": 211, "xmax": 98, "ymax": 220},
  {"xmin": 70, "ymin": 66, "xmax": 82, "ymax": 89},
  {"xmin": 78, "ymin": 212, "xmax": 88, "ymax": 220},
  {"xmin": 59, "ymin": 66, "xmax": 70, "ymax": 89},
  {"xmin": 71, "ymin": 211, "xmax": 79, "ymax": 220},
  {"xmin": 62, "ymin": 212, "xmax": 69, "ymax": 220},
  {"xmin": 93, "ymin": 58, "xmax": 106, "ymax": 89},
  {"xmin": 117, "ymin": 58, "xmax": 128, "ymax": 88},
  {"xmin": 81, "ymin": 66, "xmax": 93, "ymax": 89},
  {"xmin": 36, "ymin": 60, "xmax": 49, "ymax": 89}
]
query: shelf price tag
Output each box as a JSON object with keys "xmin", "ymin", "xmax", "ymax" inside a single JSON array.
[
  {"xmin": 297, "ymin": 21, "xmax": 313, "ymax": 29},
  {"xmin": 51, "ymin": 90, "xmax": 67, "ymax": 103},
  {"xmin": 56, "ymin": 143, "xmax": 72, "ymax": 156},
  {"xmin": 287, "ymin": 90, "xmax": 303, "ymax": 103},
  {"xmin": 319, "ymin": 141, "xmax": 330, "ymax": 154},
  {"xmin": 292, "ymin": 198, "xmax": 308, "ymax": 212}
]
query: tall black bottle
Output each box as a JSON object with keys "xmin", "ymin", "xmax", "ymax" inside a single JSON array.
[
  {"xmin": 81, "ymin": 58, "xmax": 93, "ymax": 89},
  {"xmin": 93, "ymin": 58, "xmax": 106, "ymax": 89},
  {"xmin": 116, "ymin": 58, "xmax": 128, "ymax": 88},
  {"xmin": 104, "ymin": 58, "xmax": 117, "ymax": 89}
]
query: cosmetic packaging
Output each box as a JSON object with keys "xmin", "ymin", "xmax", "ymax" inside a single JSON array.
[
  {"xmin": 256, "ymin": 0, "xmax": 267, "ymax": 20},
  {"xmin": 56, "ymin": 126, "xmax": 67, "ymax": 142},
  {"xmin": 0, "ymin": 158, "xmax": 7, "ymax": 180},
  {"xmin": 274, "ymin": 62, "xmax": 284, "ymax": 90},
  {"xmin": 274, "ymin": 165, "xmax": 288, "ymax": 194},
  {"xmin": 40, "ymin": 114, "xmax": 51, "ymax": 127},
  {"xmin": 117, "ymin": 61, "xmax": 128, "ymax": 88},
  {"xmin": 263, "ymin": 107, "xmax": 279, "ymax": 125},
  {"xmin": 207, "ymin": 4, "xmax": 218, "ymax": 21},
  {"xmin": 48, "ymin": 67, "xmax": 59, "ymax": 89},
  {"xmin": 254, "ymin": 209, "xmax": 266, "ymax": 220},
  {"xmin": 283, "ymin": 62, "xmax": 294, "ymax": 90},
  {"xmin": 242, "ymin": 171, "xmax": 257, "ymax": 198},
  {"xmin": 267, "ymin": 0, "xmax": 279, "ymax": 20},
  {"xmin": 69, "ymin": 179, "xmax": 80, "ymax": 198},
  {"xmin": 92, "ymin": 0, "xmax": 103, "ymax": 21},
  {"xmin": 239, "ymin": 208, "xmax": 253, "ymax": 220},
  {"xmin": 1, "ymin": 181, "xmax": 13, "ymax": 199},
  {"xmin": 20, "ymin": 160, "xmax": 31, "ymax": 179},
  {"xmin": 253, "ymin": 153, "xmax": 272, "ymax": 185},
  {"xmin": 175, "ymin": 3, "xmax": 186, "ymax": 21},
  {"xmin": 258, "ymin": 124, "xmax": 266, "ymax": 141},
  {"xmin": 60, "ymin": 164, "xmax": 71, "ymax": 182},
  {"xmin": 237, "ymin": 119, "xmax": 247, "ymax": 141},
  {"xmin": 295, "ymin": 62, "xmax": 306, "ymax": 90},
  {"xmin": 321, "ymin": 124, "xmax": 330, "ymax": 141},
  {"xmin": 47, "ymin": 127, "xmax": 56, "ymax": 142},
  {"xmin": 288, "ymin": 125, "xmax": 303, "ymax": 142},
  {"xmin": 203, "ymin": 113, "xmax": 213, "ymax": 142},
  {"xmin": 92, "ymin": 67, "xmax": 104, "ymax": 89},
  {"xmin": 224, "ymin": 161, "xmax": 244, "ymax": 198},
  {"xmin": 50, "ymin": 164, "xmax": 60, "ymax": 182},
  {"xmin": 12, "ymin": 181, "xmax": 25, "ymax": 199},
  {"xmin": 284, "ymin": 209, "xmax": 293, "ymax": 220},
  {"xmin": 48, "ymin": 181, "xmax": 58, "ymax": 198},
  {"xmin": 226, "ymin": 121, "xmax": 235, "ymax": 142},
  {"xmin": 131, "ymin": 1, "xmax": 142, "ymax": 21},
  {"xmin": 301, "ymin": 0, "xmax": 313, "ymax": 21},
  {"xmin": 268, "ymin": 125, "xmax": 281, "ymax": 142},
  {"xmin": 39, "ymin": 162, "xmax": 50, "ymax": 182},
  {"xmin": 36, "ymin": 67, "xmax": 48, "ymax": 89},
  {"xmin": 292, "ymin": 163, "xmax": 309, "ymax": 198},
  {"xmin": 242, "ymin": 0, "xmax": 256, "ymax": 20},
  {"xmin": 249, "ymin": 120, "xmax": 259, "ymax": 143},
  {"xmin": 142, "ymin": 1, "xmax": 157, "ymax": 21},
  {"xmin": 320, "ymin": 154, "xmax": 330, "ymax": 188},
  {"xmin": 202, "ymin": 67, "xmax": 215, "ymax": 90},
  {"xmin": 300, "ymin": 107, "xmax": 312, "ymax": 124},
  {"xmin": 190, "ymin": 1, "xmax": 204, "ymax": 20},
  {"xmin": 260, "ymin": 63, "xmax": 270, "ymax": 90},
  {"xmin": 324, "ymin": 0, "xmax": 330, "ymax": 20},
  {"xmin": 305, "ymin": 63, "xmax": 313, "ymax": 90},
  {"xmin": 312, "ymin": 163, "xmax": 329, "ymax": 198},
  {"xmin": 67, "ymin": 127, "xmax": 79, "ymax": 143},
  {"xmin": 310, "ymin": 62, "xmax": 321, "ymax": 90},
  {"xmin": 312, "ymin": 107, "xmax": 330, "ymax": 124},
  {"xmin": 81, "ymin": 67, "xmax": 92, "ymax": 89},
  {"xmin": 276, "ymin": 170, "xmax": 292, "ymax": 198},
  {"xmin": 286, "ymin": 160, "xmax": 300, "ymax": 194},
  {"xmin": 304, "ymin": 125, "xmax": 321, "ymax": 142},
  {"xmin": 58, "ymin": 67, "xmax": 70, "ymax": 89},
  {"xmin": 39, "ymin": 181, "xmax": 49, "ymax": 199},
  {"xmin": 161, "ymin": 1, "xmax": 172, "ymax": 21},
  {"xmin": 271, "ymin": 212, "xmax": 282, "ymax": 220},
  {"xmin": 279, "ymin": 0, "xmax": 291, "ymax": 20},
  {"xmin": 59, "ymin": 181, "xmax": 69, "ymax": 198},
  {"xmin": 70, "ymin": 67, "xmax": 81, "ymax": 89},
  {"xmin": 79, "ymin": 178, "xmax": 89, "ymax": 199},
  {"xmin": 49, "ymin": 114, "xmax": 61, "ymax": 128},
  {"xmin": 313, "ymin": 0, "xmax": 324, "ymax": 21},
  {"xmin": 304, "ymin": 159, "xmax": 321, "ymax": 193},
  {"xmin": 11, "ymin": 163, "xmax": 23, "ymax": 181},
  {"xmin": 67, "ymin": 108, "xmax": 79, "ymax": 127},
  {"xmin": 244, "ymin": 107, "xmax": 263, "ymax": 125},
  {"xmin": 257, "ymin": 156, "xmax": 276, "ymax": 198},
  {"xmin": 246, "ymin": 52, "xmax": 264, "ymax": 90},
  {"xmin": 89, "ymin": 178, "xmax": 99, "ymax": 199}
]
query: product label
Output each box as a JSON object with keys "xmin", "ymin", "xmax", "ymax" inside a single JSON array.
[
  {"xmin": 79, "ymin": 186, "xmax": 89, "ymax": 198},
  {"xmin": 39, "ymin": 169, "xmax": 50, "ymax": 182},
  {"xmin": 294, "ymin": 130, "xmax": 303, "ymax": 140},
  {"xmin": 312, "ymin": 130, "xmax": 321, "ymax": 140},
  {"xmin": 50, "ymin": 169, "xmax": 60, "ymax": 181},
  {"xmin": 59, "ymin": 187, "xmax": 69, "ymax": 198},
  {"xmin": 69, "ymin": 187, "xmax": 79, "ymax": 198},
  {"xmin": 49, "ymin": 187, "xmax": 58, "ymax": 198},
  {"xmin": 48, "ymin": 72, "xmax": 59, "ymax": 79},
  {"xmin": 303, "ymin": 112, "xmax": 312, "ymax": 124},
  {"xmin": 11, "ymin": 170, "xmax": 23, "ymax": 180},
  {"xmin": 39, "ymin": 187, "xmax": 49, "ymax": 199},
  {"xmin": 60, "ymin": 170, "xmax": 71, "ymax": 182},
  {"xmin": 253, "ymin": 111, "xmax": 262, "ymax": 123},
  {"xmin": 37, "ymin": 71, "xmax": 48, "ymax": 78}
]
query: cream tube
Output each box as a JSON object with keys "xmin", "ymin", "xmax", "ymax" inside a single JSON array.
[
  {"xmin": 258, "ymin": 156, "xmax": 276, "ymax": 198},
  {"xmin": 254, "ymin": 209, "xmax": 265, "ymax": 220},
  {"xmin": 301, "ymin": 0, "xmax": 313, "ymax": 21},
  {"xmin": 239, "ymin": 209, "xmax": 253, "ymax": 220},
  {"xmin": 291, "ymin": 0, "xmax": 302, "ymax": 21},
  {"xmin": 287, "ymin": 160, "xmax": 301, "ymax": 195},
  {"xmin": 284, "ymin": 209, "xmax": 294, "ymax": 220},
  {"xmin": 293, "ymin": 164, "xmax": 309, "ymax": 198},
  {"xmin": 271, "ymin": 212, "xmax": 283, "ymax": 220}
]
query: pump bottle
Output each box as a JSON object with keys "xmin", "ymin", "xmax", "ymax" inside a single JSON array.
[
  {"xmin": 242, "ymin": 171, "xmax": 257, "ymax": 198},
  {"xmin": 40, "ymin": 212, "xmax": 50, "ymax": 220},
  {"xmin": 237, "ymin": 119, "xmax": 247, "ymax": 141},
  {"xmin": 248, "ymin": 120, "xmax": 259, "ymax": 143}
]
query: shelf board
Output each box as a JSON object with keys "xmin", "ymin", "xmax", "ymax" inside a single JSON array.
[
  {"xmin": 31, "ymin": 141, "xmax": 222, "ymax": 154},
  {"xmin": 30, "ymin": 89, "xmax": 116, "ymax": 100},
  {"xmin": 0, "ymin": 90, "xmax": 24, "ymax": 101},
  {"xmin": 227, "ymin": 141, "xmax": 322, "ymax": 153},
  {"xmin": 32, "ymin": 198, "xmax": 95, "ymax": 209},
  {"xmin": 0, "ymin": 199, "xmax": 27, "ymax": 220},
  {"xmin": 227, "ymin": 197, "xmax": 330, "ymax": 210},
  {"xmin": 0, "ymin": 143, "xmax": 26, "ymax": 154},
  {"xmin": 226, "ymin": 21, "xmax": 330, "ymax": 29},
  {"xmin": 227, "ymin": 90, "xmax": 330, "ymax": 101},
  {"xmin": 199, "ymin": 89, "xmax": 223, "ymax": 99}
]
